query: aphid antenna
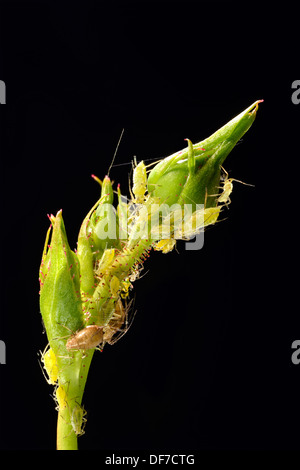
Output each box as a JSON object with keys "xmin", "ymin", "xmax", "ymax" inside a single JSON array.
[
  {"xmin": 111, "ymin": 156, "xmax": 161, "ymax": 170},
  {"xmin": 145, "ymin": 158, "xmax": 163, "ymax": 170},
  {"xmin": 107, "ymin": 128, "xmax": 125, "ymax": 177},
  {"xmin": 230, "ymin": 178, "xmax": 255, "ymax": 187},
  {"xmin": 220, "ymin": 165, "xmax": 254, "ymax": 187}
]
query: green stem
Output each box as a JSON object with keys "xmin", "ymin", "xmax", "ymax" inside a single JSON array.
[
  {"xmin": 56, "ymin": 349, "xmax": 94, "ymax": 450},
  {"xmin": 57, "ymin": 409, "xmax": 78, "ymax": 450}
]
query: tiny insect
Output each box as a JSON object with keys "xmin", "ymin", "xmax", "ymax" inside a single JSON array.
[
  {"xmin": 218, "ymin": 167, "xmax": 254, "ymax": 205},
  {"xmin": 55, "ymin": 384, "xmax": 68, "ymax": 411},
  {"xmin": 155, "ymin": 238, "xmax": 177, "ymax": 254},
  {"xmin": 40, "ymin": 344, "xmax": 58, "ymax": 385},
  {"xmin": 102, "ymin": 298, "xmax": 135, "ymax": 347},
  {"xmin": 96, "ymin": 248, "xmax": 115, "ymax": 276},
  {"xmin": 71, "ymin": 402, "xmax": 87, "ymax": 436},
  {"xmin": 66, "ymin": 325, "xmax": 104, "ymax": 351},
  {"xmin": 132, "ymin": 157, "xmax": 147, "ymax": 204}
]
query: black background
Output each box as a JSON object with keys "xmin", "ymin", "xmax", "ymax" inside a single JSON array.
[{"xmin": 0, "ymin": 0, "xmax": 298, "ymax": 452}]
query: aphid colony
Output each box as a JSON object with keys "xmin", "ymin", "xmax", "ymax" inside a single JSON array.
[
  {"xmin": 41, "ymin": 155, "xmax": 252, "ymax": 374},
  {"xmin": 39, "ymin": 102, "xmax": 260, "ymax": 448},
  {"xmin": 40, "ymin": 148, "xmax": 253, "ymax": 440},
  {"xmin": 60, "ymin": 159, "xmax": 251, "ymax": 353},
  {"xmin": 40, "ymin": 346, "xmax": 88, "ymax": 436},
  {"xmin": 38, "ymin": 130, "xmax": 255, "ymax": 442}
]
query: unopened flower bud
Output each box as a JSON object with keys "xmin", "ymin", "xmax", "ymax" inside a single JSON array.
[{"xmin": 148, "ymin": 100, "xmax": 262, "ymax": 211}]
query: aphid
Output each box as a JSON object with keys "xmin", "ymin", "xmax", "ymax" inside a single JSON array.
[
  {"xmin": 128, "ymin": 260, "xmax": 145, "ymax": 283},
  {"xmin": 155, "ymin": 238, "xmax": 177, "ymax": 254},
  {"xmin": 203, "ymin": 206, "xmax": 221, "ymax": 226},
  {"xmin": 218, "ymin": 167, "xmax": 254, "ymax": 205},
  {"xmin": 96, "ymin": 248, "xmax": 115, "ymax": 276},
  {"xmin": 55, "ymin": 384, "xmax": 68, "ymax": 411},
  {"xmin": 132, "ymin": 158, "xmax": 147, "ymax": 204},
  {"xmin": 103, "ymin": 298, "xmax": 135, "ymax": 347},
  {"xmin": 121, "ymin": 278, "xmax": 132, "ymax": 299},
  {"xmin": 71, "ymin": 402, "xmax": 87, "ymax": 436},
  {"xmin": 187, "ymin": 206, "xmax": 221, "ymax": 233},
  {"xmin": 218, "ymin": 178, "xmax": 233, "ymax": 204},
  {"xmin": 54, "ymin": 380, "xmax": 86, "ymax": 436},
  {"xmin": 110, "ymin": 275, "xmax": 120, "ymax": 297},
  {"xmin": 40, "ymin": 345, "xmax": 58, "ymax": 385},
  {"xmin": 66, "ymin": 325, "xmax": 104, "ymax": 351}
]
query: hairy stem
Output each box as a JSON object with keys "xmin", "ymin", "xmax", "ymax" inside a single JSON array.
[
  {"xmin": 56, "ymin": 350, "xmax": 94, "ymax": 450},
  {"xmin": 57, "ymin": 409, "xmax": 78, "ymax": 450}
]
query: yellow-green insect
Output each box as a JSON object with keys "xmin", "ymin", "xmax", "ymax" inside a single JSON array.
[
  {"xmin": 55, "ymin": 384, "xmax": 68, "ymax": 411},
  {"xmin": 40, "ymin": 345, "xmax": 58, "ymax": 385},
  {"xmin": 155, "ymin": 238, "xmax": 177, "ymax": 254},
  {"xmin": 96, "ymin": 248, "xmax": 115, "ymax": 276},
  {"xmin": 218, "ymin": 168, "xmax": 254, "ymax": 205},
  {"xmin": 132, "ymin": 158, "xmax": 147, "ymax": 204},
  {"xmin": 71, "ymin": 402, "xmax": 87, "ymax": 436}
]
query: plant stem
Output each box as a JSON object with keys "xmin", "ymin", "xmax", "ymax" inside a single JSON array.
[
  {"xmin": 57, "ymin": 408, "xmax": 78, "ymax": 450},
  {"xmin": 56, "ymin": 349, "xmax": 94, "ymax": 450}
]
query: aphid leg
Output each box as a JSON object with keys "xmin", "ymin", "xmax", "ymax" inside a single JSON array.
[
  {"xmin": 105, "ymin": 299, "xmax": 137, "ymax": 346},
  {"xmin": 220, "ymin": 165, "xmax": 255, "ymax": 186}
]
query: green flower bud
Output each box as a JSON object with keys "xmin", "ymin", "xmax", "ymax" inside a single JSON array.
[
  {"xmin": 147, "ymin": 100, "xmax": 262, "ymax": 211},
  {"xmin": 39, "ymin": 210, "xmax": 83, "ymax": 342},
  {"xmin": 39, "ymin": 210, "xmax": 96, "ymax": 449}
]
